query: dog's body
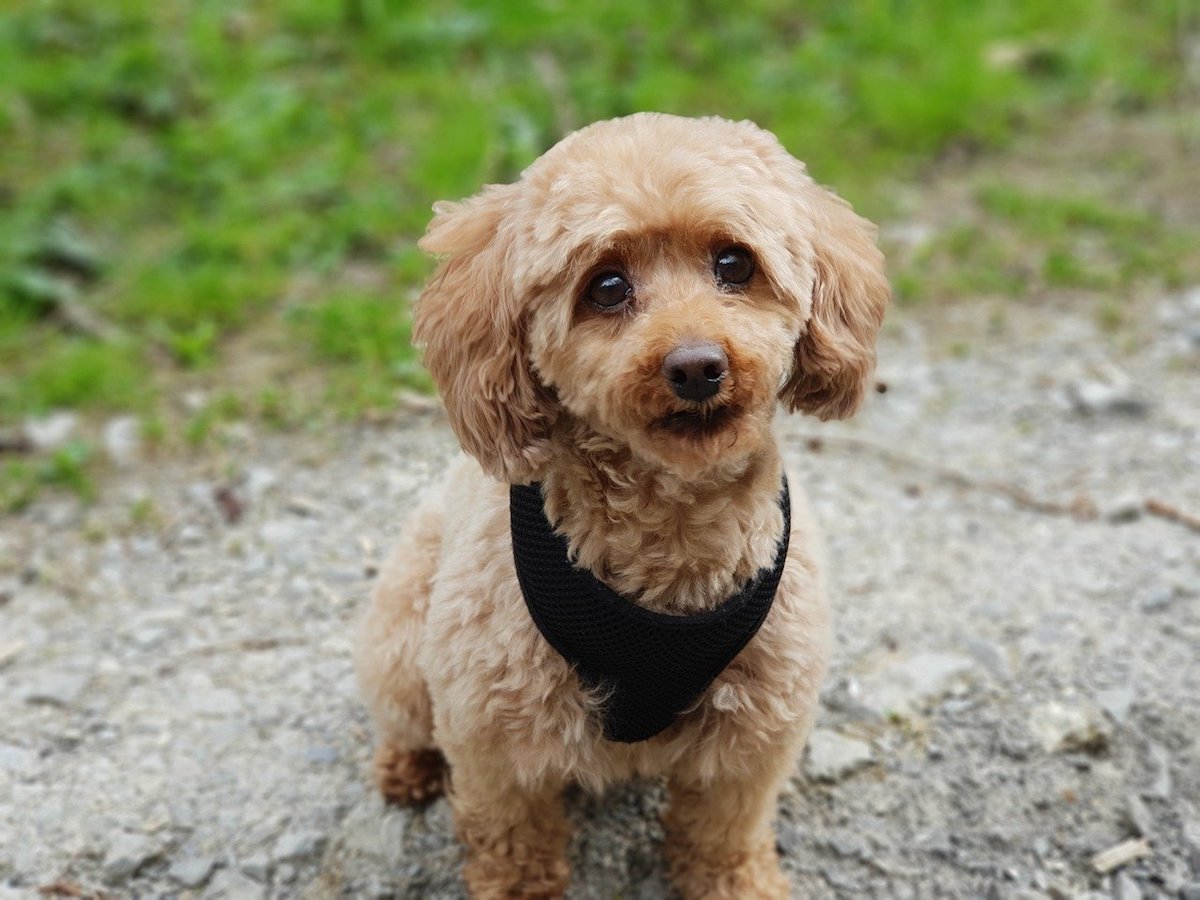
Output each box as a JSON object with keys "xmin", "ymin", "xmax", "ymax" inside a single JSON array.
[{"xmin": 356, "ymin": 114, "xmax": 888, "ymax": 898}]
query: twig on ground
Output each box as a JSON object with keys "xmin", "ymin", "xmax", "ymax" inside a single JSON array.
[
  {"xmin": 1091, "ymin": 837, "xmax": 1151, "ymax": 874},
  {"xmin": 801, "ymin": 433, "xmax": 1200, "ymax": 535},
  {"xmin": 1145, "ymin": 498, "xmax": 1200, "ymax": 534},
  {"xmin": 38, "ymin": 882, "xmax": 116, "ymax": 900},
  {"xmin": 799, "ymin": 432, "xmax": 1097, "ymax": 520}
]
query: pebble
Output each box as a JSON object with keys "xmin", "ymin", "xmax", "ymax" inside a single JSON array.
[
  {"xmin": 22, "ymin": 670, "xmax": 90, "ymax": 707},
  {"xmin": 169, "ymin": 854, "xmax": 216, "ymax": 888},
  {"xmin": 102, "ymin": 831, "xmax": 162, "ymax": 883},
  {"xmin": 1123, "ymin": 794, "xmax": 1153, "ymax": 838},
  {"xmin": 965, "ymin": 638, "xmax": 1011, "ymax": 680},
  {"xmin": 1114, "ymin": 872, "xmax": 1143, "ymax": 900},
  {"xmin": 103, "ymin": 415, "xmax": 142, "ymax": 466},
  {"xmin": 188, "ymin": 687, "xmax": 242, "ymax": 717},
  {"xmin": 860, "ymin": 652, "xmax": 975, "ymax": 717},
  {"xmin": 1096, "ymin": 687, "xmax": 1136, "ymax": 725},
  {"xmin": 0, "ymin": 744, "xmax": 37, "ymax": 776},
  {"xmin": 1180, "ymin": 883, "xmax": 1200, "ymax": 900},
  {"xmin": 1140, "ymin": 585, "xmax": 1176, "ymax": 613},
  {"xmin": 1145, "ymin": 744, "xmax": 1172, "ymax": 800},
  {"xmin": 177, "ymin": 524, "xmax": 207, "ymax": 546},
  {"xmin": 23, "ymin": 411, "xmax": 79, "ymax": 452},
  {"xmin": 240, "ymin": 852, "xmax": 272, "ymax": 882},
  {"xmin": 1104, "ymin": 494, "xmax": 1145, "ymax": 525},
  {"xmin": 804, "ymin": 729, "xmax": 875, "ymax": 782},
  {"xmin": 1063, "ymin": 368, "xmax": 1150, "ymax": 417},
  {"xmin": 242, "ymin": 466, "xmax": 280, "ymax": 503},
  {"xmin": 206, "ymin": 869, "xmax": 266, "ymax": 899},
  {"xmin": 1029, "ymin": 701, "xmax": 1112, "ymax": 754},
  {"xmin": 1183, "ymin": 820, "xmax": 1200, "ymax": 871},
  {"xmin": 272, "ymin": 829, "xmax": 328, "ymax": 863},
  {"xmin": 304, "ymin": 744, "xmax": 339, "ymax": 765}
]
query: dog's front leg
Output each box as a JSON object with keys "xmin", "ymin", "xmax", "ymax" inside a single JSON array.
[
  {"xmin": 448, "ymin": 756, "xmax": 570, "ymax": 899},
  {"xmin": 663, "ymin": 764, "xmax": 793, "ymax": 900}
]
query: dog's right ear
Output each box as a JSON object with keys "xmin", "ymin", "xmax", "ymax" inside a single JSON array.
[{"xmin": 413, "ymin": 184, "xmax": 556, "ymax": 484}]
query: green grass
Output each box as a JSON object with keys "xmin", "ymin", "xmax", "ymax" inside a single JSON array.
[
  {"xmin": 894, "ymin": 184, "xmax": 1200, "ymax": 306},
  {"xmin": 0, "ymin": 0, "xmax": 1196, "ymax": 507}
]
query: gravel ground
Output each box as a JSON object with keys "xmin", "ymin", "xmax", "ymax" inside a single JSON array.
[{"xmin": 1, "ymin": 293, "xmax": 1199, "ymax": 899}]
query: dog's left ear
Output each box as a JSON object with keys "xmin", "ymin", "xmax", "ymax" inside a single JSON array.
[
  {"xmin": 777, "ymin": 180, "xmax": 890, "ymax": 420},
  {"xmin": 413, "ymin": 183, "xmax": 557, "ymax": 484}
]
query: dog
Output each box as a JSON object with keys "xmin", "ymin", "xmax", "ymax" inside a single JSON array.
[{"xmin": 356, "ymin": 112, "xmax": 888, "ymax": 898}]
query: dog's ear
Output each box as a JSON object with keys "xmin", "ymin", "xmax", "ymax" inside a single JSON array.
[
  {"xmin": 778, "ymin": 182, "xmax": 890, "ymax": 420},
  {"xmin": 413, "ymin": 184, "xmax": 556, "ymax": 483}
]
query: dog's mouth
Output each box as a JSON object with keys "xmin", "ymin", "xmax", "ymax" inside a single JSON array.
[{"xmin": 654, "ymin": 404, "xmax": 740, "ymax": 438}]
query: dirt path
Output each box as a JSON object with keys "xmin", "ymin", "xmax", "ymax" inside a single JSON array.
[{"xmin": 1, "ymin": 293, "xmax": 1198, "ymax": 899}]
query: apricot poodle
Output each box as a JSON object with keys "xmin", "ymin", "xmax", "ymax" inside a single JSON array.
[{"xmin": 356, "ymin": 112, "xmax": 888, "ymax": 898}]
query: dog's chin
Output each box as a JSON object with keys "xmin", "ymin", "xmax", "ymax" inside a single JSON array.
[
  {"xmin": 654, "ymin": 404, "xmax": 740, "ymax": 439},
  {"xmin": 632, "ymin": 404, "xmax": 766, "ymax": 481}
]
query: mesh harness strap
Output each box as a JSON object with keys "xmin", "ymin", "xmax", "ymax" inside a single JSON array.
[{"xmin": 509, "ymin": 477, "xmax": 790, "ymax": 742}]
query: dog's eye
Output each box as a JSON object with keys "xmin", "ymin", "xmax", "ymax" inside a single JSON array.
[
  {"xmin": 586, "ymin": 272, "xmax": 632, "ymax": 310},
  {"xmin": 714, "ymin": 246, "xmax": 755, "ymax": 286}
]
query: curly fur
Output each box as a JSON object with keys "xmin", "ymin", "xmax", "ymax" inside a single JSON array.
[{"xmin": 356, "ymin": 113, "xmax": 889, "ymax": 898}]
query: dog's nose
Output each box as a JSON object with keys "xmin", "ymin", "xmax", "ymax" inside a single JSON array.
[{"xmin": 661, "ymin": 341, "xmax": 728, "ymax": 402}]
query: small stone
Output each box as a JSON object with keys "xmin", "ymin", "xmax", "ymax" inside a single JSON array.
[
  {"xmin": 240, "ymin": 853, "xmax": 272, "ymax": 882},
  {"xmin": 181, "ymin": 390, "xmax": 208, "ymax": 413},
  {"xmin": 1114, "ymin": 872, "xmax": 1143, "ymax": 900},
  {"xmin": 272, "ymin": 829, "xmax": 328, "ymax": 863},
  {"xmin": 395, "ymin": 389, "xmax": 443, "ymax": 414},
  {"xmin": 1180, "ymin": 882, "xmax": 1200, "ymax": 900},
  {"xmin": 168, "ymin": 798, "xmax": 197, "ymax": 831},
  {"xmin": 1145, "ymin": 743, "xmax": 1172, "ymax": 800},
  {"xmin": 0, "ymin": 744, "xmax": 37, "ymax": 776},
  {"xmin": 102, "ymin": 831, "xmax": 162, "ymax": 883},
  {"xmin": 103, "ymin": 415, "xmax": 142, "ymax": 466},
  {"xmin": 129, "ymin": 625, "xmax": 169, "ymax": 650},
  {"xmin": 23, "ymin": 411, "xmax": 79, "ymax": 451},
  {"xmin": 242, "ymin": 466, "xmax": 279, "ymax": 503},
  {"xmin": 169, "ymin": 855, "xmax": 215, "ymax": 888},
  {"xmin": 0, "ymin": 639, "xmax": 24, "ymax": 668},
  {"xmin": 1183, "ymin": 820, "xmax": 1200, "ymax": 871},
  {"xmin": 881, "ymin": 221, "xmax": 935, "ymax": 252},
  {"xmin": 804, "ymin": 729, "xmax": 874, "ymax": 782},
  {"xmin": 188, "ymin": 687, "xmax": 242, "ymax": 717},
  {"xmin": 965, "ymin": 638, "xmax": 1010, "ymax": 680},
  {"xmin": 206, "ymin": 869, "xmax": 266, "ymax": 899},
  {"xmin": 1124, "ymin": 794, "xmax": 1153, "ymax": 837},
  {"xmin": 1097, "ymin": 687, "xmax": 1136, "ymax": 725},
  {"xmin": 1140, "ymin": 585, "xmax": 1176, "ymax": 612},
  {"xmin": 177, "ymin": 524, "xmax": 206, "ymax": 546},
  {"xmin": 1030, "ymin": 701, "xmax": 1112, "ymax": 754},
  {"xmin": 1104, "ymin": 495, "xmax": 1145, "ymax": 525},
  {"xmin": 1064, "ymin": 367, "xmax": 1150, "ymax": 417},
  {"xmin": 23, "ymin": 670, "xmax": 90, "ymax": 707},
  {"xmin": 304, "ymin": 744, "xmax": 339, "ymax": 765},
  {"xmin": 860, "ymin": 652, "xmax": 975, "ymax": 717}
]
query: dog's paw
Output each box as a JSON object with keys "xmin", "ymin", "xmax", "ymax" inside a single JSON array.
[{"xmin": 374, "ymin": 744, "xmax": 446, "ymax": 806}]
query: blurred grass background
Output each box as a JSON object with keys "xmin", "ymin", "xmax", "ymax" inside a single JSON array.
[{"xmin": 1, "ymin": 0, "xmax": 1198, "ymax": 508}]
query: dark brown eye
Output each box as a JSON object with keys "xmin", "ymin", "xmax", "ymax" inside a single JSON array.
[
  {"xmin": 586, "ymin": 272, "xmax": 632, "ymax": 310},
  {"xmin": 714, "ymin": 246, "xmax": 755, "ymax": 286}
]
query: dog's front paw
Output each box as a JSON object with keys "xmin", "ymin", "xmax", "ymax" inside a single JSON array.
[{"xmin": 374, "ymin": 744, "xmax": 446, "ymax": 806}]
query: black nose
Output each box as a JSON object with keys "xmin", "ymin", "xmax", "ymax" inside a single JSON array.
[{"xmin": 661, "ymin": 341, "xmax": 728, "ymax": 402}]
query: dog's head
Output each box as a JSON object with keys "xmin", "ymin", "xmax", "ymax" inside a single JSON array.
[{"xmin": 414, "ymin": 113, "xmax": 889, "ymax": 483}]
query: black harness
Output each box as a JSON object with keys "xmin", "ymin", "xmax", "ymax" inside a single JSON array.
[{"xmin": 509, "ymin": 478, "xmax": 790, "ymax": 743}]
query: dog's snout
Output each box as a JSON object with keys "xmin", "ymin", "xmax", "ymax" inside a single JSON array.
[{"xmin": 662, "ymin": 341, "xmax": 728, "ymax": 402}]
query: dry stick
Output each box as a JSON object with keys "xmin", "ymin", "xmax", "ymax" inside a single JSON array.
[
  {"xmin": 810, "ymin": 434, "xmax": 1200, "ymax": 534},
  {"xmin": 798, "ymin": 431, "xmax": 1097, "ymax": 520},
  {"xmin": 1145, "ymin": 498, "xmax": 1200, "ymax": 535}
]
